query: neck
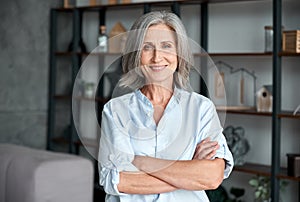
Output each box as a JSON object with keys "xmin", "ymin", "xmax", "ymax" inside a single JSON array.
[{"xmin": 141, "ymin": 84, "xmax": 173, "ymax": 108}]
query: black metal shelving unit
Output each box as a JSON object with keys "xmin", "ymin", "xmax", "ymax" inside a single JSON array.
[{"xmin": 47, "ymin": 1, "xmax": 299, "ymax": 201}]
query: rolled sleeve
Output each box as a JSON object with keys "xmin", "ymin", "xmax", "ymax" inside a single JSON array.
[
  {"xmin": 99, "ymin": 166, "xmax": 123, "ymax": 196},
  {"xmin": 199, "ymin": 100, "xmax": 234, "ymax": 179},
  {"xmin": 98, "ymin": 103, "xmax": 138, "ymax": 196},
  {"xmin": 214, "ymin": 140, "xmax": 234, "ymax": 179}
]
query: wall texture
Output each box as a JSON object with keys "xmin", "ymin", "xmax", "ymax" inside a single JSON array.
[{"xmin": 0, "ymin": 0, "xmax": 61, "ymax": 149}]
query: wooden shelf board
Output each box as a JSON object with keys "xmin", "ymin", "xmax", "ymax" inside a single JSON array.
[
  {"xmin": 85, "ymin": 52, "xmax": 121, "ymax": 56},
  {"xmin": 217, "ymin": 107, "xmax": 272, "ymax": 116},
  {"xmin": 279, "ymin": 52, "xmax": 300, "ymax": 57},
  {"xmin": 55, "ymin": 52, "xmax": 73, "ymax": 56},
  {"xmin": 54, "ymin": 95, "xmax": 110, "ymax": 104},
  {"xmin": 278, "ymin": 111, "xmax": 300, "ymax": 119},
  {"xmin": 75, "ymin": 96, "xmax": 110, "ymax": 104},
  {"xmin": 74, "ymin": 137, "xmax": 99, "ymax": 148},
  {"xmin": 54, "ymin": 95, "xmax": 71, "ymax": 100},
  {"xmin": 55, "ymin": 51, "xmax": 300, "ymax": 57},
  {"xmin": 208, "ymin": 52, "xmax": 272, "ymax": 57},
  {"xmin": 234, "ymin": 163, "xmax": 300, "ymax": 182},
  {"xmin": 217, "ymin": 108, "xmax": 300, "ymax": 119},
  {"xmin": 52, "ymin": 136, "xmax": 70, "ymax": 144},
  {"xmin": 55, "ymin": 51, "xmax": 121, "ymax": 56},
  {"xmin": 234, "ymin": 163, "xmax": 272, "ymax": 176},
  {"xmin": 55, "ymin": 0, "xmax": 268, "ymax": 11}
]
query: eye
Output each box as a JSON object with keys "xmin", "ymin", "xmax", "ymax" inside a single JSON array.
[
  {"xmin": 143, "ymin": 44, "xmax": 154, "ymax": 51},
  {"xmin": 162, "ymin": 43, "xmax": 173, "ymax": 49}
]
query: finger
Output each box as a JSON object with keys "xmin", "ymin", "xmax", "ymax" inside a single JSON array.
[
  {"xmin": 194, "ymin": 146, "xmax": 215, "ymax": 159},
  {"xmin": 206, "ymin": 150, "xmax": 217, "ymax": 159},
  {"xmin": 195, "ymin": 143, "xmax": 220, "ymax": 159},
  {"xmin": 206, "ymin": 144, "xmax": 220, "ymax": 159}
]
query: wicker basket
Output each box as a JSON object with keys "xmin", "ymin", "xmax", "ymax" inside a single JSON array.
[{"xmin": 282, "ymin": 30, "xmax": 300, "ymax": 53}]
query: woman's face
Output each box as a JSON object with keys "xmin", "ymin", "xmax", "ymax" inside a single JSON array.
[{"xmin": 140, "ymin": 24, "xmax": 178, "ymax": 86}]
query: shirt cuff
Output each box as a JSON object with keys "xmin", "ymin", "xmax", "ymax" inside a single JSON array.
[
  {"xmin": 100, "ymin": 166, "xmax": 128, "ymax": 196},
  {"xmin": 215, "ymin": 145, "xmax": 234, "ymax": 179},
  {"xmin": 99, "ymin": 153, "xmax": 139, "ymax": 196}
]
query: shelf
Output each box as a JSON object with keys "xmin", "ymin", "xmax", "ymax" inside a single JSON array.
[
  {"xmin": 52, "ymin": 136, "xmax": 71, "ymax": 144},
  {"xmin": 55, "ymin": 51, "xmax": 121, "ymax": 56},
  {"xmin": 217, "ymin": 108, "xmax": 300, "ymax": 119},
  {"xmin": 217, "ymin": 107, "xmax": 272, "ymax": 116},
  {"xmin": 54, "ymin": 95, "xmax": 71, "ymax": 100},
  {"xmin": 279, "ymin": 52, "xmax": 300, "ymax": 57},
  {"xmin": 75, "ymin": 96, "xmax": 110, "ymax": 104},
  {"xmin": 55, "ymin": 52, "xmax": 73, "ymax": 56},
  {"xmin": 205, "ymin": 52, "xmax": 272, "ymax": 57},
  {"xmin": 54, "ymin": 0, "xmax": 268, "ymax": 12},
  {"xmin": 278, "ymin": 111, "xmax": 300, "ymax": 119},
  {"xmin": 74, "ymin": 137, "xmax": 99, "ymax": 148},
  {"xmin": 234, "ymin": 163, "xmax": 300, "ymax": 182},
  {"xmin": 55, "ymin": 51, "xmax": 300, "ymax": 58},
  {"xmin": 54, "ymin": 95, "xmax": 110, "ymax": 104}
]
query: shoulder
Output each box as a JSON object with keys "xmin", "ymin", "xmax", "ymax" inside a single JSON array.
[
  {"xmin": 103, "ymin": 92, "xmax": 136, "ymax": 112},
  {"xmin": 178, "ymin": 89, "xmax": 214, "ymax": 109}
]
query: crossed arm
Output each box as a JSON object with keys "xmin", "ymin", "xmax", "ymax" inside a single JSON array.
[{"xmin": 117, "ymin": 138, "xmax": 225, "ymax": 194}]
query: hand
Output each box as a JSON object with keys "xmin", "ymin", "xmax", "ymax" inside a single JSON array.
[{"xmin": 193, "ymin": 137, "xmax": 220, "ymax": 160}]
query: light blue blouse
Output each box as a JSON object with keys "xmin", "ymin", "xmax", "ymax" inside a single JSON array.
[{"xmin": 98, "ymin": 87, "xmax": 234, "ymax": 202}]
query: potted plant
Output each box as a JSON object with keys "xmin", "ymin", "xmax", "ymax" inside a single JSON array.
[{"xmin": 248, "ymin": 175, "xmax": 288, "ymax": 202}]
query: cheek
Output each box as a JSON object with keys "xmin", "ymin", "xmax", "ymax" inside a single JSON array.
[
  {"xmin": 170, "ymin": 56, "xmax": 178, "ymax": 67},
  {"xmin": 140, "ymin": 53, "xmax": 150, "ymax": 65}
]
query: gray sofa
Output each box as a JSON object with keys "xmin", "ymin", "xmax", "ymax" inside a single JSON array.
[{"xmin": 0, "ymin": 143, "xmax": 94, "ymax": 202}]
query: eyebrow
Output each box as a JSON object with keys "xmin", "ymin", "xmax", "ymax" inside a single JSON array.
[{"xmin": 143, "ymin": 41, "xmax": 175, "ymax": 44}]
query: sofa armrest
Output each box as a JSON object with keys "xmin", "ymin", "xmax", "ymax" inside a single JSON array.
[{"xmin": 0, "ymin": 144, "xmax": 94, "ymax": 202}]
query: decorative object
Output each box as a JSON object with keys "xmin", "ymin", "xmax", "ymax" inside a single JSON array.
[
  {"xmin": 108, "ymin": 22, "xmax": 127, "ymax": 53},
  {"xmin": 256, "ymin": 85, "xmax": 272, "ymax": 112},
  {"xmin": 209, "ymin": 61, "xmax": 256, "ymax": 108},
  {"xmin": 206, "ymin": 185, "xmax": 229, "ymax": 202},
  {"xmin": 206, "ymin": 186, "xmax": 245, "ymax": 202},
  {"xmin": 286, "ymin": 153, "xmax": 300, "ymax": 177},
  {"xmin": 264, "ymin": 25, "xmax": 285, "ymax": 53},
  {"xmin": 282, "ymin": 30, "xmax": 300, "ymax": 53},
  {"xmin": 223, "ymin": 125, "xmax": 250, "ymax": 166},
  {"xmin": 97, "ymin": 25, "xmax": 108, "ymax": 52},
  {"xmin": 84, "ymin": 82, "xmax": 95, "ymax": 98},
  {"xmin": 293, "ymin": 104, "xmax": 300, "ymax": 115},
  {"xmin": 227, "ymin": 187, "xmax": 245, "ymax": 202},
  {"xmin": 99, "ymin": 0, "xmax": 130, "ymax": 5},
  {"xmin": 264, "ymin": 26, "xmax": 273, "ymax": 52},
  {"xmin": 74, "ymin": 0, "xmax": 97, "ymax": 7},
  {"xmin": 64, "ymin": 0, "xmax": 76, "ymax": 8},
  {"xmin": 67, "ymin": 11, "xmax": 87, "ymax": 52},
  {"xmin": 249, "ymin": 175, "xmax": 288, "ymax": 202},
  {"xmin": 249, "ymin": 175, "xmax": 271, "ymax": 202}
]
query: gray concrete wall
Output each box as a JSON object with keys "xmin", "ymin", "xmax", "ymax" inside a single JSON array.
[{"xmin": 0, "ymin": 0, "xmax": 61, "ymax": 149}]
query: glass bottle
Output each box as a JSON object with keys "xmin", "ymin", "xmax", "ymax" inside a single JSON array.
[
  {"xmin": 97, "ymin": 25, "xmax": 108, "ymax": 52},
  {"xmin": 264, "ymin": 26, "xmax": 273, "ymax": 52}
]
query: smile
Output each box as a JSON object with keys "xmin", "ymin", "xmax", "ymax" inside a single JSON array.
[{"xmin": 149, "ymin": 65, "xmax": 167, "ymax": 72}]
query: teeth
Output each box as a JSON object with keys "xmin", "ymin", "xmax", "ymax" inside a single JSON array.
[{"xmin": 150, "ymin": 66, "xmax": 165, "ymax": 70}]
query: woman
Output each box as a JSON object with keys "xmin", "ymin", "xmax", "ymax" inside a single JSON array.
[{"xmin": 98, "ymin": 11, "xmax": 233, "ymax": 201}]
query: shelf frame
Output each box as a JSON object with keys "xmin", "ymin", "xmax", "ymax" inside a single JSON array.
[
  {"xmin": 48, "ymin": 0, "xmax": 299, "ymax": 201},
  {"xmin": 47, "ymin": 9, "xmax": 57, "ymax": 151},
  {"xmin": 271, "ymin": 0, "xmax": 282, "ymax": 201}
]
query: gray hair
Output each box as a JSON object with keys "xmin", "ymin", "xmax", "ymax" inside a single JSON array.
[{"xmin": 119, "ymin": 11, "xmax": 193, "ymax": 90}]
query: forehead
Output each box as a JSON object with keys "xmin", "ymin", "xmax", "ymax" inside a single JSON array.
[{"xmin": 144, "ymin": 24, "xmax": 176, "ymax": 42}]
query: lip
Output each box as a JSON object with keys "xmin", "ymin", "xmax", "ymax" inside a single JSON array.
[{"xmin": 149, "ymin": 65, "xmax": 167, "ymax": 72}]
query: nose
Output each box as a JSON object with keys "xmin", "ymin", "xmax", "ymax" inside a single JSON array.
[{"xmin": 152, "ymin": 48, "xmax": 163, "ymax": 63}]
